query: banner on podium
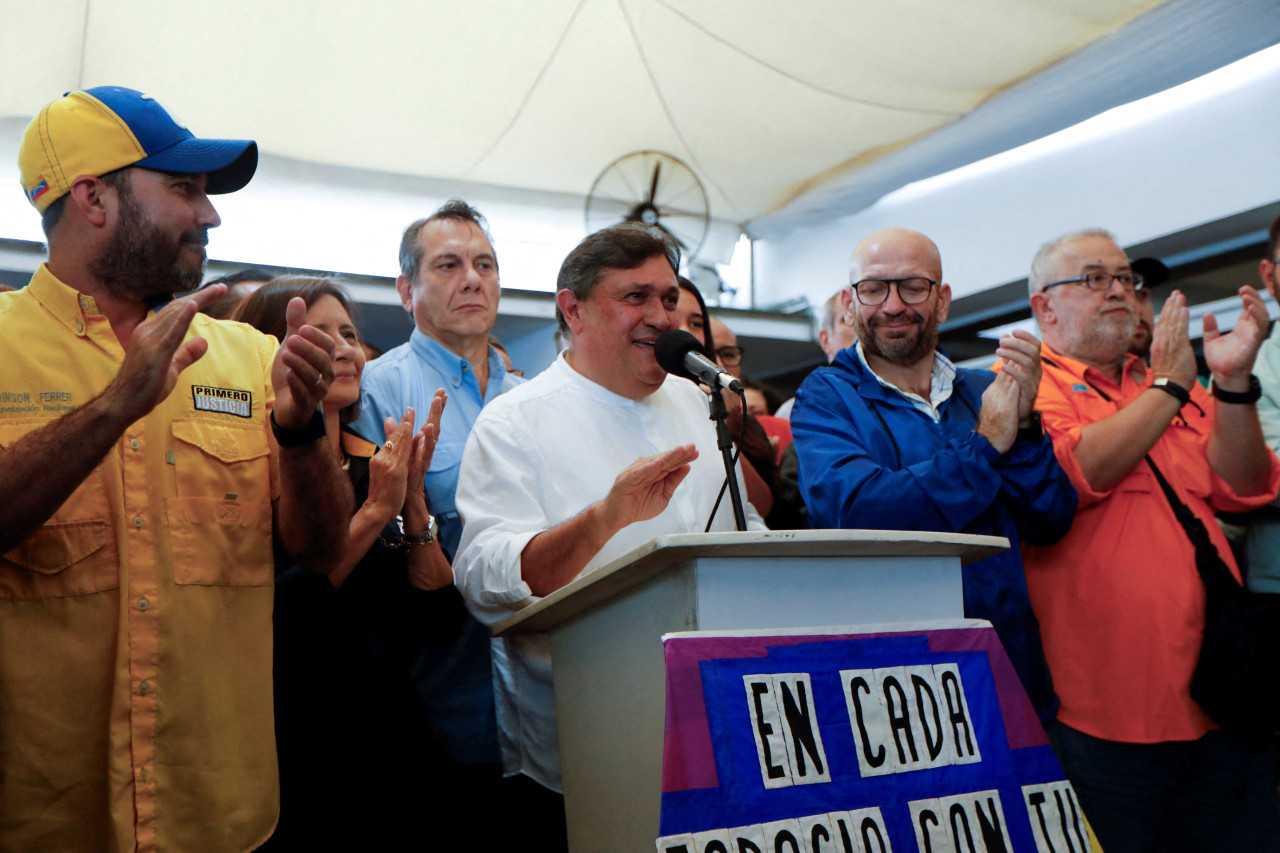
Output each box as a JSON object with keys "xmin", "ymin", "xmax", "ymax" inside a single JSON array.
[{"xmin": 656, "ymin": 620, "xmax": 1091, "ymax": 852}]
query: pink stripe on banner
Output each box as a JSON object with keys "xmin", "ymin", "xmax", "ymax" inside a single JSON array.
[{"xmin": 926, "ymin": 629, "xmax": 1047, "ymax": 751}]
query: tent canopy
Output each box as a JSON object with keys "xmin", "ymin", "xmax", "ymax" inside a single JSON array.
[{"xmin": 8, "ymin": 0, "xmax": 1268, "ymax": 251}]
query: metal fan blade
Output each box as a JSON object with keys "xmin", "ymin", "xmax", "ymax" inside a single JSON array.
[{"xmin": 586, "ymin": 151, "xmax": 708, "ymax": 259}]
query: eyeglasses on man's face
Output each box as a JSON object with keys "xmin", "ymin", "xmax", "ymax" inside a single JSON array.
[
  {"xmin": 1042, "ymin": 270, "xmax": 1145, "ymax": 294},
  {"xmin": 716, "ymin": 345, "xmax": 744, "ymax": 367},
  {"xmin": 850, "ymin": 277, "xmax": 937, "ymax": 307}
]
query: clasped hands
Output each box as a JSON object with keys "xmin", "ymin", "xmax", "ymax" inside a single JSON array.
[
  {"xmin": 979, "ymin": 329, "xmax": 1042, "ymax": 454},
  {"xmin": 367, "ymin": 390, "xmax": 448, "ymax": 533}
]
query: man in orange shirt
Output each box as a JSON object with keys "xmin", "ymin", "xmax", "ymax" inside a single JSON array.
[
  {"xmin": 1, "ymin": 87, "xmax": 350, "ymax": 852},
  {"xmin": 1024, "ymin": 228, "xmax": 1280, "ymax": 852}
]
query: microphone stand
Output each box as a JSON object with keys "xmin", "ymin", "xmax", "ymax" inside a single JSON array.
[{"xmin": 707, "ymin": 387, "xmax": 748, "ymax": 531}]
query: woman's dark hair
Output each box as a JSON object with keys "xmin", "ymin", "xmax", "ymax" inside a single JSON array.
[
  {"xmin": 232, "ymin": 276, "xmax": 363, "ymax": 424},
  {"xmin": 678, "ymin": 276, "xmax": 716, "ymax": 359},
  {"xmin": 742, "ymin": 375, "xmax": 784, "ymax": 415}
]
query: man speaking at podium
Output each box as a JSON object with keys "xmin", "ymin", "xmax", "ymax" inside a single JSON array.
[
  {"xmin": 791, "ymin": 227, "xmax": 1076, "ymax": 725},
  {"xmin": 452, "ymin": 223, "xmax": 763, "ymax": 845}
]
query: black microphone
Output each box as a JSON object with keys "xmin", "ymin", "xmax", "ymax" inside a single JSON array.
[{"xmin": 654, "ymin": 330, "xmax": 744, "ymax": 393}]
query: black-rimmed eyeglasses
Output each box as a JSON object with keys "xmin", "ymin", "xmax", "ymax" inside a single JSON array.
[
  {"xmin": 1042, "ymin": 271, "xmax": 1145, "ymax": 294},
  {"xmin": 850, "ymin": 278, "xmax": 937, "ymax": 306},
  {"xmin": 716, "ymin": 345, "xmax": 744, "ymax": 367}
]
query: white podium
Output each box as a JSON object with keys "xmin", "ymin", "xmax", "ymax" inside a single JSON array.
[{"xmin": 493, "ymin": 530, "xmax": 1007, "ymax": 852}]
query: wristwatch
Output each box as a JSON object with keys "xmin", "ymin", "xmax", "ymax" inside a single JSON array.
[
  {"xmin": 1015, "ymin": 411, "xmax": 1043, "ymax": 444},
  {"xmin": 380, "ymin": 514, "xmax": 438, "ymax": 552},
  {"xmin": 401, "ymin": 515, "xmax": 439, "ymax": 550},
  {"xmin": 1151, "ymin": 377, "xmax": 1192, "ymax": 408},
  {"xmin": 1212, "ymin": 374, "xmax": 1262, "ymax": 405}
]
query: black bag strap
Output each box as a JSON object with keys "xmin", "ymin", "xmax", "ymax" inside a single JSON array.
[
  {"xmin": 1144, "ymin": 455, "xmax": 1237, "ymax": 590},
  {"xmin": 1056, "ymin": 361, "xmax": 1228, "ymax": 584}
]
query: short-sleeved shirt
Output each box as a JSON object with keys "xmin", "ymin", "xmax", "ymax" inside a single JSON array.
[
  {"xmin": 0, "ymin": 265, "xmax": 282, "ymax": 852},
  {"xmin": 1026, "ymin": 345, "xmax": 1280, "ymax": 743}
]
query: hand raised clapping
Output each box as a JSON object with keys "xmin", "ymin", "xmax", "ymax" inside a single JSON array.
[
  {"xmin": 1202, "ymin": 286, "xmax": 1269, "ymax": 391},
  {"xmin": 366, "ymin": 390, "xmax": 447, "ymax": 525},
  {"xmin": 979, "ymin": 329, "xmax": 1044, "ymax": 453}
]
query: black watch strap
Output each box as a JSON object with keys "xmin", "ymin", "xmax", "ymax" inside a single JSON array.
[
  {"xmin": 270, "ymin": 408, "xmax": 327, "ymax": 447},
  {"xmin": 1015, "ymin": 411, "xmax": 1043, "ymax": 444},
  {"xmin": 1151, "ymin": 377, "xmax": 1192, "ymax": 407},
  {"xmin": 1212, "ymin": 374, "xmax": 1262, "ymax": 404}
]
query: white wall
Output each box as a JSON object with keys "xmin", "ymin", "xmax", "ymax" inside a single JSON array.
[
  {"xmin": 754, "ymin": 47, "xmax": 1280, "ymax": 308},
  {"xmin": 0, "ymin": 127, "xmax": 744, "ymax": 296}
]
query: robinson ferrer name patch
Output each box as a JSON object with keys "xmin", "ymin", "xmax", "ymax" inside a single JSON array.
[{"xmin": 192, "ymin": 385, "xmax": 253, "ymax": 418}]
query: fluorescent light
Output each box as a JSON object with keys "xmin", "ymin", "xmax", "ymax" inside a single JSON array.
[{"xmin": 889, "ymin": 43, "xmax": 1280, "ymax": 204}]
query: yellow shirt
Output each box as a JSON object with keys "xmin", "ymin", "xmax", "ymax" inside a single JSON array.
[{"xmin": 0, "ymin": 266, "xmax": 281, "ymax": 853}]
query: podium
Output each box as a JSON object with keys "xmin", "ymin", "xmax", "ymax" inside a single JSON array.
[{"xmin": 493, "ymin": 530, "xmax": 1007, "ymax": 852}]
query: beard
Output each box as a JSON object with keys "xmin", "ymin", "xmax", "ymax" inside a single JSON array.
[
  {"xmin": 89, "ymin": 185, "xmax": 208, "ymax": 300},
  {"xmin": 1058, "ymin": 305, "xmax": 1136, "ymax": 366},
  {"xmin": 855, "ymin": 308, "xmax": 939, "ymax": 367}
]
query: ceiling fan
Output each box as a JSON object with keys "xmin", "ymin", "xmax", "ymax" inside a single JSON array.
[{"xmin": 584, "ymin": 150, "xmax": 711, "ymax": 260}]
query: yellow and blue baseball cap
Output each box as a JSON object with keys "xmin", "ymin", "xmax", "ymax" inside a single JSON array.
[{"xmin": 19, "ymin": 86, "xmax": 257, "ymax": 213}]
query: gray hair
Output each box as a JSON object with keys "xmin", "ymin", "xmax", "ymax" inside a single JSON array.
[{"xmin": 1028, "ymin": 228, "xmax": 1117, "ymax": 298}]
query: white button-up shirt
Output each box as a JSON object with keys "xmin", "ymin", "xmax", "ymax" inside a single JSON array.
[{"xmin": 453, "ymin": 354, "xmax": 765, "ymax": 790}]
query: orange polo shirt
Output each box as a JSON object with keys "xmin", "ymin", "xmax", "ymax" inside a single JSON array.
[
  {"xmin": 0, "ymin": 266, "xmax": 281, "ymax": 852},
  {"xmin": 1024, "ymin": 345, "xmax": 1280, "ymax": 744}
]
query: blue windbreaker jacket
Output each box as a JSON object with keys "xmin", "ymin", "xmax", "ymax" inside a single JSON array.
[{"xmin": 792, "ymin": 348, "xmax": 1077, "ymax": 722}]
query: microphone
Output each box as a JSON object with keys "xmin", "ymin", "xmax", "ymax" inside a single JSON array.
[{"xmin": 654, "ymin": 330, "xmax": 744, "ymax": 393}]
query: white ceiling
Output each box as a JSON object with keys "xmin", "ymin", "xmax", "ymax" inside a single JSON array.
[{"xmin": 2, "ymin": 0, "xmax": 1278, "ymax": 259}]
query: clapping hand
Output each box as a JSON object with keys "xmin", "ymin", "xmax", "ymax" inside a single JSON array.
[
  {"xmin": 365, "ymin": 410, "xmax": 416, "ymax": 524},
  {"xmin": 1150, "ymin": 290, "xmax": 1198, "ymax": 388},
  {"xmin": 402, "ymin": 389, "xmax": 447, "ymax": 519},
  {"xmin": 1203, "ymin": 286, "xmax": 1269, "ymax": 392},
  {"xmin": 110, "ymin": 284, "xmax": 227, "ymax": 421},
  {"xmin": 995, "ymin": 329, "xmax": 1042, "ymax": 426},
  {"xmin": 599, "ymin": 444, "xmax": 700, "ymax": 530},
  {"xmin": 271, "ymin": 297, "xmax": 336, "ymax": 430}
]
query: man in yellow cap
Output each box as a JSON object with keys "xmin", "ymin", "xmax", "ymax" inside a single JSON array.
[{"xmin": 1, "ymin": 86, "xmax": 350, "ymax": 852}]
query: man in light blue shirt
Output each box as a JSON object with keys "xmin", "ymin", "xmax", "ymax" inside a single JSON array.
[{"xmin": 353, "ymin": 199, "xmax": 521, "ymax": 840}]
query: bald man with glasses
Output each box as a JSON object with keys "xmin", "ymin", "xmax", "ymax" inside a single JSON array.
[{"xmin": 791, "ymin": 227, "xmax": 1076, "ymax": 724}]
